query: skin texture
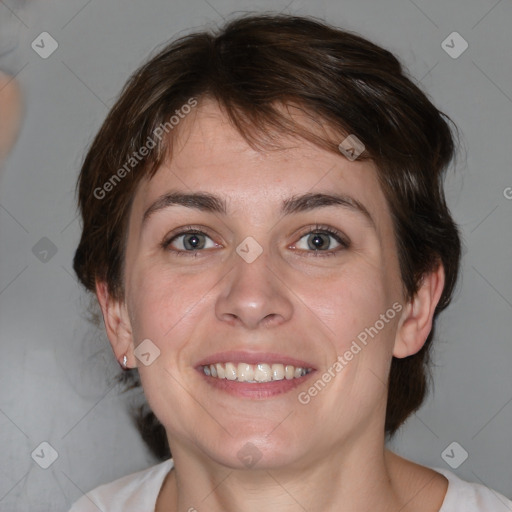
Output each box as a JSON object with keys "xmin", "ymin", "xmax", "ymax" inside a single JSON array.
[
  {"xmin": 0, "ymin": 71, "xmax": 23, "ymax": 162},
  {"xmin": 96, "ymin": 99, "xmax": 448, "ymax": 511}
]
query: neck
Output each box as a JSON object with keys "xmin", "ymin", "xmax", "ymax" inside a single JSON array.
[{"xmin": 163, "ymin": 437, "xmax": 414, "ymax": 512}]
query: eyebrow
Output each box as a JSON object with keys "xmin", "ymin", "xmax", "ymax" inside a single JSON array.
[{"xmin": 142, "ymin": 191, "xmax": 375, "ymax": 229}]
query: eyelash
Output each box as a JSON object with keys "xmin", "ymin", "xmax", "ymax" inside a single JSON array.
[{"xmin": 160, "ymin": 224, "xmax": 350, "ymax": 257}]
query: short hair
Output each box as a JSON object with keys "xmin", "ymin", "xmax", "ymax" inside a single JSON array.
[{"xmin": 73, "ymin": 13, "xmax": 461, "ymax": 458}]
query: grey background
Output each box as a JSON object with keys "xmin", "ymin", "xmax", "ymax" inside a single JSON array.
[{"xmin": 0, "ymin": 0, "xmax": 511, "ymax": 510}]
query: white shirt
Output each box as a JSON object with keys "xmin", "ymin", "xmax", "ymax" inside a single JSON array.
[{"xmin": 69, "ymin": 458, "xmax": 512, "ymax": 511}]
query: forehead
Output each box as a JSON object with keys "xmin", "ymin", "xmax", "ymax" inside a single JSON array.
[{"xmin": 132, "ymin": 99, "xmax": 390, "ymax": 230}]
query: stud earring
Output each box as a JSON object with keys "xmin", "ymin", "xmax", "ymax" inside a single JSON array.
[{"xmin": 120, "ymin": 354, "xmax": 128, "ymax": 370}]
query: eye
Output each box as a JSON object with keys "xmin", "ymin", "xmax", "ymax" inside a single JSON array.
[
  {"xmin": 292, "ymin": 226, "xmax": 349, "ymax": 255},
  {"xmin": 162, "ymin": 228, "xmax": 218, "ymax": 254}
]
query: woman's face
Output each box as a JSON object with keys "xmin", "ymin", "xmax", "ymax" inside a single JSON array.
[{"xmin": 120, "ymin": 99, "xmax": 406, "ymax": 469}]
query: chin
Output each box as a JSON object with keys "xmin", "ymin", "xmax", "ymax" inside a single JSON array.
[{"xmin": 198, "ymin": 431, "xmax": 308, "ymax": 471}]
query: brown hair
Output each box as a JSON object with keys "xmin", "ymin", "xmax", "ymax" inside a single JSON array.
[{"xmin": 73, "ymin": 13, "xmax": 461, "ymax": 460}]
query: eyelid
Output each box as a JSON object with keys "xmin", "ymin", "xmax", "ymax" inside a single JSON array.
[
  {"xmin": 161, "ymin": 225, "xmax": 220, "ymax": 250},
  {"xmin": 290, "ymin": 224, "xmax": 350, "ymax": 254},
  {"xmin": 295, "ymin": 224, "xmax": 349, "ymax": 245},
  {"xmin": 161, "ymin": 224, "xmax": 350, "ymax": 255}
]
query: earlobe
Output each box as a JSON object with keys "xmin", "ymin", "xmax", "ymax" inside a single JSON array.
[
  {"xmin": 393, "ymin": 263, "xmax": 445, "ymax": 359},
  {"xmin": 95, "ymin": 279, "xmax": 136, "ymax": 369}
]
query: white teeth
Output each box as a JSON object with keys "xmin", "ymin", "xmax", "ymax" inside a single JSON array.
[
  {"xmin": 216, "ymin": 363, "xmax": 225, "ymax": 379},
  {"xmin": 201, "ymin": 362, "xmax": 312, "ymax": 382},
  {"xmin": 272, "ymin": 364, "xmax": 285, "ymax": 381},
  {"xmin": 237, "ymin": 363, "xmax": 254, "ymax": 382},
  {"xmin": 225, "ymin": 362, "xmax": 237, "ymax": 380},
  {"xmin": 254, "ymin": 363, "xmax": 272, "ymax": 382}
]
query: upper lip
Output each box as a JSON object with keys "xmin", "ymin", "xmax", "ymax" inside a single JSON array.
[{"xmin": 195, "ymin": 351, "xmax": 316, "ymax": 369}]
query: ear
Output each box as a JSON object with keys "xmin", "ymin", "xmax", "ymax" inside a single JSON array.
[
  {"xmin": 393, "ymin": 263, "xmax": 445, "ymax": 358},
  {"xmin": 95, "ymin": 279, "xmax": 137, "ymax": 369}
]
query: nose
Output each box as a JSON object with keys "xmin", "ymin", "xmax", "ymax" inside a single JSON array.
[{"xmin": 215, "ymin": 247, "xmax": 293, "ymax": 329}]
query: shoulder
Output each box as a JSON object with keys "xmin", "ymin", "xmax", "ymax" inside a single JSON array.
[
  {"xmin": 432, "ymin": 466, "xmax": 512, "ymax": 512},
  {"xmin": 68, "ymin": 458, "xmax": 174, "ymax": 512}
]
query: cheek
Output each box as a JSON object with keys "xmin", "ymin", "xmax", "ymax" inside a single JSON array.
[
  {"xmin": 314, "ymin": 272, "xmax": 397, "ymax": 403},
  {"xmin": 311, "ymin": 265, "xmax": 391, "ymax": 350},
  {"xmin": 128, "ymin": 269, "xmax": 205, "ymax": 417},
  {"xmin": 127, "ymin": 265, "xmax": 213, "ymax": 349}
]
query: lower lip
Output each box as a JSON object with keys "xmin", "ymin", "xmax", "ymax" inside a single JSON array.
[{"xmin": 197, "ymin": 369, "xmax": 316, "ymax": 399}]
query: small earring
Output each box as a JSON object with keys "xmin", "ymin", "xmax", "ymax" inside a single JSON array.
[{"xmin": 121, "ymin": 355, "xmax": 128, "ymax": 369}]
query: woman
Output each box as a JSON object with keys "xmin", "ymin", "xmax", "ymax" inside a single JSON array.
[{"xmin": 70, "ymin": 13, "xmax": 512, "ymax": 512}]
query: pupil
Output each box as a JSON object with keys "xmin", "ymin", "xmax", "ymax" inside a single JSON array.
[
  {"xmin": 309, "ymin": 233, "xmax": 328, "ymax": 250},
  {"xmin": 185, "ymin": 234, "xmax": 203, "ymax": 250}
]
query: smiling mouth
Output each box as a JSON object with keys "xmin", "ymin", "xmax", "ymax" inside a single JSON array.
[{"xmin": 201, "ymin": 362, "xmax": 313, "ymax": 383}]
